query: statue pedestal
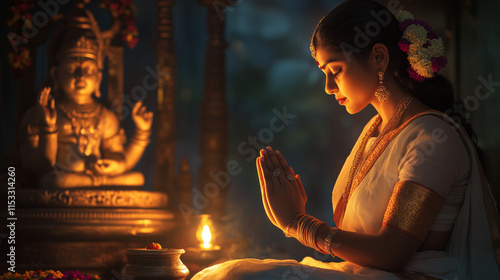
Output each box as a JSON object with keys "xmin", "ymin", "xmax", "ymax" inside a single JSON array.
[{"xmin": 8, "ymin": 189, "xmax": 176, "ymax": 277}]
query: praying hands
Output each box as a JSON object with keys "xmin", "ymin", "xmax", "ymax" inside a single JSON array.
[{"xmin": 256, "ymin": 146, "xmax": 307, "ymax": 235}]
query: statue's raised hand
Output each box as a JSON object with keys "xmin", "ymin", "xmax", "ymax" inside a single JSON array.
[
  {"xmin": 37, "ymin": 87, "xmax": 57, "ymax": 128},
  {"xmin": 132, "ymin": 101, "xmax": 153, "ymax": 131}
]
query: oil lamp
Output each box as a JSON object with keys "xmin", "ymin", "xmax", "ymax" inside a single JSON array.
[
  {"xmin": 184, "ymin": 215, "xmax": 221, "ymax": 266},
  {"xmin": 201, "ymin": 225, "xmax": 212, "ymax": 248},
  {"xmin": 195, "ymin": 215, "xmax": 220, "ymax": 250}
]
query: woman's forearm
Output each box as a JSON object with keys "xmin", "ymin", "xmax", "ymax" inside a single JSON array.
[{"xmin": 313, "ymin": 223, "xmax": 420, "ymax": 271}]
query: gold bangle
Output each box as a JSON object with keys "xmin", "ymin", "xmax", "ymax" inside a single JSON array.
[
  {"xmin": 132, "ymin": 130, "xmax": 151, "ymax": 141},
  {"xmin": 130, "ymin": 138, "xmax": 150, "ymax": 147},
  {"xmin": 135, "ymin": 129, "xmax": 151, "ymax": 135},
  {"xmin": 295, "ymin": 214, "xmax": 326, "ymax": 253},
  {"xmin": 324, "ymin": 227, "xmax": 340, "ymax": 256},
  {"xmin": 284, "ymin": 213, "xmax": 303, "ymax": 238},
  {"xmin": 136, "ymin": 128, "xmax": 151, "ymax": 133},
  {"xmin": 41, "ymin": 125, "xmax": 58, "ymax": 134}
]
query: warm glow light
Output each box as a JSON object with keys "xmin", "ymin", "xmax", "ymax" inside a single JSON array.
[{"xmin": 201, "ymin": 225, "xmax": 212, "ymax": 248}]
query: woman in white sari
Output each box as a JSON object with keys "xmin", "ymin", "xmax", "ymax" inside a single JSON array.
[{"xmin": 193, "ymin": 0, "xmax": 500, "ymax": 279}]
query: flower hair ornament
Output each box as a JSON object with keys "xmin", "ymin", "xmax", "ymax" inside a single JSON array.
[{"xmin": 396, "ymin": 11, "xmax": 448, "ymax": 82}]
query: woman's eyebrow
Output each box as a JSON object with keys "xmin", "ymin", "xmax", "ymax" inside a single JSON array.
[{"xmin": 319, "ymin": 59, "xmax": 341, "ymax": 70}]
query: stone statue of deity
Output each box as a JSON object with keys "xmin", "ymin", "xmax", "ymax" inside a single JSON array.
[{"xmin": 19, "ymin": 7, "xmax": 152, "ymax": 188}]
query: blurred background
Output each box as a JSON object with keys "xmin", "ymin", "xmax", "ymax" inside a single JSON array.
[{"xmin": 1, "ymin": 0, "xmax": 499, "ymax": 263}]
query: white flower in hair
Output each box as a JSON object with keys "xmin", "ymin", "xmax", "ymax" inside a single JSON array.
[
  {"xmin": 405, "ymin": 25, "xmax": 428, "ymax": 46},
  {"xmin": 396, "ymin": 10, "xmax": 448, "ymax": 82},
  {"xmin": 396, "ymin": 10, "xmax": 414, "ymax": 22},
  {"xmin": 427, "ymin": 39, "xmax": 445, "ymax": 57}
]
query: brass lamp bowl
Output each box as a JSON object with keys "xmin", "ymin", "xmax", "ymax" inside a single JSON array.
[{"xmin": 122, "ymin": 248, "xmax": 189, "ymax": 280}]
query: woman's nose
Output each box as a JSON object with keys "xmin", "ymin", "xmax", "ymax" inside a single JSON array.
[{"xmin": 325, "ymin": 75, "xmax": 338, "ymax": 95}]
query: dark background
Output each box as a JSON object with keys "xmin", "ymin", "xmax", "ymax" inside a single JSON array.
[{"xmin": 1, "ymin": 0, "xmax": 499, "ymax": 261}]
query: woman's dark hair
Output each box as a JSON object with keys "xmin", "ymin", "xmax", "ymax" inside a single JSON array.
[{"xmin": 310, "ymin": 0, "xmax": 484, "ymax": 164}]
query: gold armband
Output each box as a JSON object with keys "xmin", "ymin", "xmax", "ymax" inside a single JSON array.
[
  {"xmin": 383, "ymin": 181, "xmax": 444, "ymax": 242},
  {"xmin": 130, "ymin": 129, "xmax": 151, "ymax": 147},
  {"xmin": 40, "ymin": 124, "xmax": 58, "ymax": 134}
]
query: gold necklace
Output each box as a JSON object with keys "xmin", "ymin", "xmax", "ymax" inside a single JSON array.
[
  {"xmin": 334, "ymin": 96, "xmax": 412, "ymax": 226},
  {"xmin": 59, "ymin": 101, "xmax": 103, "ymax": 157}
]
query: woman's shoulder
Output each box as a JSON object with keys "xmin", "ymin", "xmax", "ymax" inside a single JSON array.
[
  {"xmin": 397, "ymin": 111, "xmax": 472, "ymax": 198},
  {"xmin": 399, "ymin": 111, "xmax": 470, "ymax": 165},
  {"xmin": 403, "ymin": 111, "xmax": 462, "ymax": 138}
]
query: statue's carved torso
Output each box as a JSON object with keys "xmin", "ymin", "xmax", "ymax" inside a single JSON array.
[{"xmin": 55, "ymin": 102, "xmax": 123, "ymax": 173}]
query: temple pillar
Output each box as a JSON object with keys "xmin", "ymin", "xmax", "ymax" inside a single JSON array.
[
  {"xmin": 154, "ymin": 0, "xmax": 177, "ymax": 203},
  {"xmin": 197, "ymin": 0, "xmax": 231, "ymax": 218}
]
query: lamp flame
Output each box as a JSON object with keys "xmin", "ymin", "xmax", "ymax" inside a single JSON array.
[{"xmin": 201, "ymin": 225, "xmax": 211, "ymax": 248}]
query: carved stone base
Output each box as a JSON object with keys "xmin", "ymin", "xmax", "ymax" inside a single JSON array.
[{"xmin": 4, "ymin": 189, "xmax": 177, "ymax": 277}]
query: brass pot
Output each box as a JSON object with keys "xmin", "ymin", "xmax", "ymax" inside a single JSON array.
[{"xmin": 122, "ymin": 248, "xmax": 189, "ymax": 280}]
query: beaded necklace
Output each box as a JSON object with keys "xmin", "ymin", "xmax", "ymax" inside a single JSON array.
[{"xmin": 59, "ymin": 101, "xmax": 103, "ymax": 157}]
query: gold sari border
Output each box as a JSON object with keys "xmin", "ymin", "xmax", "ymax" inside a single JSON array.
[
  {"xmin": 383, "ymin": 181, "xmax": 444, "ymax": 242},
  {"xmin": 336, "ymin": 110, "xmax": 440, "ymax": 227},
  {"xmin": 350, "ymin": 111, "xmax": 439, "ymax": 200}
]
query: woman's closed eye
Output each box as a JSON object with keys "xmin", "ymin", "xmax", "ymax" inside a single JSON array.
[
  {"xmin": 325, "ymin": 67, "xmax": 342, "ymax": 79},
  {"xmin": 331, "ymin": 68, "xmax": 342, "ymax": 77}
]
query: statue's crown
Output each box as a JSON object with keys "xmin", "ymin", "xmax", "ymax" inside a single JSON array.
[
  {"xmin": 58, "ymin": 36, "xmax": 100, "ymax": 62},
  {"xmin": 51, "ymin": 6, "xmax": 104, "ymax": 69}
]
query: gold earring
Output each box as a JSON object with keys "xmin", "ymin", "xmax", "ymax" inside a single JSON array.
[{"xmin": 375, "ymin": 71, "xmax": 390, "ymax": 102}]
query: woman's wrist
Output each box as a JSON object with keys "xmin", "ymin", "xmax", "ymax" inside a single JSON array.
[
  {"xmin": 286, "ymin": 214, "xmax": 327, "ymax": 253},
  {"xmin": 283, "ymin": 214, "xmax": 339, "ymax": 255},
  {"xmin": 315, "ymin": 224, "xmax": 341, "ymax": 256},
  {"xmin": 284, "ymin": 213, "xmax": 303, "ymax": 238}
]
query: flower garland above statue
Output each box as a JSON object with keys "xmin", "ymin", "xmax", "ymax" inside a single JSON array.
[
  {"xmin": 102, "ymin": 0, "xmax": 139, "ymax": 49},
  {"xmin": 396, "ymin": 10, "xmax": 448, "ymax": 82},
  {"xmin": 7, "ymin": 0, "xmax": 139, "ymax": 76},
  {"xmin": 7, "ymin": 0, "xmax": 35, "ymax": 76}
]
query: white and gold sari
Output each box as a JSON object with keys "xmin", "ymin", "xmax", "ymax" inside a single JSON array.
[{"xmin": 193, "ymin": 111, "xmax": 500, "ymax": 280}]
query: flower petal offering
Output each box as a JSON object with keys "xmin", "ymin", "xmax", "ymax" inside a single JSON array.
[{"xmin": 146, "ymin": 242, "xmax": 162, "ymax": 250}]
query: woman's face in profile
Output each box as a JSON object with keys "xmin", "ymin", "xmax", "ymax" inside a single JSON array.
[{"xmin": 315, "ymin": 45, "xmax": 378, "ymax": 114}]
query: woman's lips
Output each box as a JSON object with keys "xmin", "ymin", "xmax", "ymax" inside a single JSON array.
[{"xmin": 337, "ymin": 97, "xmax": 347, "ymax": 105}]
